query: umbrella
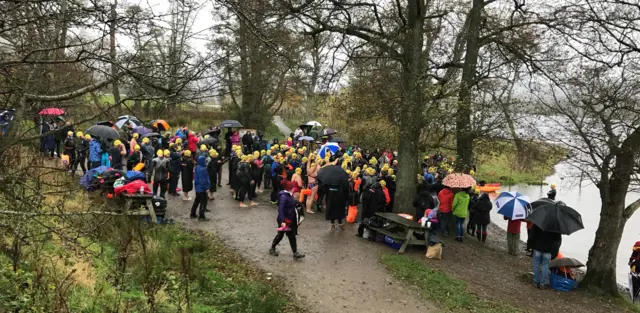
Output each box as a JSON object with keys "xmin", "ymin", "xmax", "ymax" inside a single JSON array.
[
  {"xmin": 317, "ymin": 165, "xmax": 349, "ymax": 187},
  {"xmin": 549, "ymin": 257, "xmax": 584, "ymax": 268},
  {"xmin": 527, "ymin": 202, "xmax": 584, "ymax": 235},
  {"xmin": 200, "ymin": 137, "xmax": 218, "ymax": 146},
  {"xmin": 298, "ymin": 124, "xmax": 313, "ymax": 136},
  {"xmin": 442, "ymin": 173, "xmax": 476, "ymax": 188},
  {"xmin": 306, "ymin": 121, "xmax": 322, "ymax": 127},
  {"xmin": 495, "ymin": 191, "xmax": 531, "ymax": 220},
  {"xmin": 323, "ymin": 128, "xmax": 338, "ymax": 136},
  {"xmin": 142, "ymin": 132, "xmax": 161, "ymax": 139},
  {"xmin": 330, "ymin": 137, "xmax": 347, "ymax": 143},
  {"xmin": 205, "ymin": 128, "xmax": 221, "ymax": 138},
  {"xmin": 96, "ymin": 120, "xmax": 114, "ymax": 127},
  {"xmin": 133, "ymin": 126, "xmax": 152, "ymax": 135},
  {"xmin": 630, "ymin": 272, "xmax": 640, "ymax": 303},
  {"xmin": 297, "ymin": 136, "xmax": 314, "ymax": 142},
  {"xmin": 115, "ymin": 115, "xmax": 142, "ymax": 129},
  {"xmin": 86, "ymin": 125, "xmax": 119, "ymax": 140},
  {"xmin": 531, "ymin": 198, "xmax": 556, "ymax": 210},
  {"xmin": 219, "ymin": 120, "xmax": 243, "ymax": 128},
  {"xmin": 151, "ymin": 119, "xmax": 170, "ymax": 131},
  {"xmin": 317, "ymin": 142, "xmax": 340, "ymax": 159},
  {"xmin": 39, "ymin": 108, "xmax": 65, "ymax": 116}
]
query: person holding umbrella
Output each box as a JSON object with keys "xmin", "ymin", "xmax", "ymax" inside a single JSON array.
[
  {"xmin": 527, "ymin": 201, "xmax": 583, "ymax": 289},
  {"xmin": 495, "ymin": 191, "xmax": 531, "ymax": 255},
  {"xmin": 317, "ymin": 157, "xmax": 350, "ymax": 231}
]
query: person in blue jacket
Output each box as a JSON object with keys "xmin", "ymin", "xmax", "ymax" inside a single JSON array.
[
  {"xmin": 88, "ymin": 137, "xmax": 102, "ymax": 170},
  {"xmin": 191, "ymin": 156, "xmax": 210, "ymax": 221}
]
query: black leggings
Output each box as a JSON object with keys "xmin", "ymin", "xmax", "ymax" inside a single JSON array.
[
  {"xmin": 76, "ymin": 154, "xmax": 87, "ymax": 173},
  {"xmin": 169, "ymin": 172, "xmax": 180, "ymax": 194},
  {"xmin": 153, "ymin": 179, "xmax": 167, "ymax": 198},
  {"xmin": 271, "ymin": 228, "xmax": 297, "ymax": 253},
  {"xmin": 190, "ymin": 192, "xmax": 208, "ymax": 218},
  {"xmin": 239, "ymin": 181, "xmax": 251, "ymax": 202}
]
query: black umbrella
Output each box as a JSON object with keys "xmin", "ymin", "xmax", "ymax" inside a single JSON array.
[
  {"xmin": 142, "ymin": 132, "xmax": 162, "ymax": 138},
  {"xmin": 87, "ymin": 125, "xmax": 119, "ymax": 140},
  {"xmin": 330, "ymin": 137, "xmax": 347, "ymax": 143},
  {"xmin": 317, "ymin": 165, "xmax": 349, "ymax": 187},
  {"xmin": 200, "ymin": 137, "xmax": 218, "ymax": 146},
  {"xmin": 299, "ymin": 124, "xmax": 313, "ymax": 136},
  {"xmin": 205, "ymin": 128, "xmax": 221, "ymax": 138},
  {"xmin": 549, "ymin": 257, "xmax": 584, "ymax": 268},
  {"xmin": 323, "ymin": 128, "xmax": 337, "ymax": 136},
  {"xmin": 527, "ymin": 203, "xmax": 584, "ymax": 235},
  {"xmin": 219, "ymin": 120, "xmax": 243, "ymax": 128},
  {"xmin": 531, "ymin": 198, "xmax": 556, "ymax": 210},
  {"xmin": 96, "ymin": 120, "xmax": 114, "ymax": 127}
]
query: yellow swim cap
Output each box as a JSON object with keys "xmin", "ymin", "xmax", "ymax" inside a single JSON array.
[
  {"xmin": 392, "ymin": 175, "xmax": 396, "ymax": 181},
  {"xmin": 266, "ymin": 150, "xmax": 272, "ymax": 155},
  {"xmin": 142, "ymin": 137, "xmax": 150, "ymax": 144},
  {"xmin": 302, "ymin": 157, "xmax": 308, "ymax": 163},
  {"xmin": 134, "ymin": 144, "xmax": 140, "ymax": 151},
  {"xmin": 241, "ymin": 155, "xmax": 248, "ymax": 161},
  {"xmin": 133, "ymin": 133, "xmax": 139, "ymax": 138},
  {"xmin": 388, "ymin": 168, "xmax": 394, "ymax": 175},
  {"xmin": 84, "ymin": 134, "xmax": 92, "ymax": 140},
  {"xmin": 114, "ymin": 140, "xmax": 121, "ymax": 146},
  {"xmin": 76, "ymin": 131, "xmax": 83, "ymax": 137},
  {"xmin": 169, "ymin": 142, "xmax": 175, "ymax": 148},
  {"xmin": 163, "ymin": 149, "xmax": 170, "ymax": 157},
  {"xmin": 200, "ymin": 144, "xmax": 207, "ymax": 151},
  {"xmin": 209, "ymin": 149, "xmax": 217, "ymax": 157},
  {"xmin": 295, "ymin": 167, "xmax": 302, "ymax": 174},
  {"xmin": 67, "ymin": 131, "xmax": 73, "ymax": 136},
  {"xmin": 175, "ymin": 138, "xmax": 182, "ymax": 144},
  {"xmin": 380, "ymin": 180, "xmax": 387, "ymax": 187},
  {"xmin": 253, "ymin": 151, "xmax": 260, "ymax": 157},
  {"xmin": 156, "ymin": 150, "xmax": 163, "ymax": 157},
  {"xmin": 184, "ymin": 150, "xmax": 192, "ymax": 156}
]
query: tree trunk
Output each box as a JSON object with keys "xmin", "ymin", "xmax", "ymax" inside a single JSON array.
[
  {"xmin": 393, "ymin": 0, "xmax": 425, "ymax": 214},
  {"xmin": 109, "ymin": 0, "xmax": 121, "ymax": 115},
  {"xmin": 456, "ymin": 0, "xmax": 484, "ymax": 172},
  {"xmin": 581, "ymin": 195, "xmax": 627, "ymax": 295}
]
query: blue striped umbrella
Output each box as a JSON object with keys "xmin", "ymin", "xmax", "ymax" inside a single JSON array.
[
  {"xmin": 495, "ymin": 191, "xmax": 531, "ymax": 220},
  {"xmin": 317, "ymin": 142, "xmax": 340, "ymax": 159}
]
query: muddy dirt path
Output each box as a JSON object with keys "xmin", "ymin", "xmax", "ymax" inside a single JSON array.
[{"xmin": 167, "ymin": 186, "xmax": 435, "ymax": 313}]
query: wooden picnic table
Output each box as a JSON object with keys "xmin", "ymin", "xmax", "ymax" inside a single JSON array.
[
  {"xmin": 369, "ymin": 212, "xmax": 427, "ymax": 254},
  {"xmin": 120, "ymin": 193, "xmax": 158, "ymax": 224}
]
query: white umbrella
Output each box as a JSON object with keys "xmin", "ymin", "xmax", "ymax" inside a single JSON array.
[
  {"xmin": 115, "ymin": 115, "xmax": 141, "ymax": 129},
  {"xmin": 306, "ymin": 121, "xmax": 322, "ymax": 127}
]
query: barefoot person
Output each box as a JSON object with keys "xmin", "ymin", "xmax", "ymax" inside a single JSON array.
[
  {"xmin": 305, "ymin": 155, "xmax": 320, "ymax": 214},
  {"xmin": 269, "ymin": 180, "xmax": 305, "ymax": 260}
]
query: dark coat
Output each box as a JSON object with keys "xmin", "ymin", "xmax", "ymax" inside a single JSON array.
[
  {"xmin": 412, "ymin": 190, "xmax": 435, "ymax": 221},
  {"xmin": 529, "ymin": 224, "xmax": 562, "ymax": 257},
  {"xmin": 169, "ymin": 151, "xmax": 182, "ymax": 173},
  {"xmin": 181, "ymin": 156, "xmax": 194, "ymax": 192},
  {"xmin": 471, "ymin": 194, "xmax": 492, "ymax": 225},
  {"xmin": 361, "ymin": 184, "xmax": 386, "ymax": 219},
  {"xmin": 194, "ymin": 156, "xmax": 210, "ymax": 193},
  {"xmin": 324, "ymin": 178, "xmax": 349, "ymax": 221},
  {"xmin": 277, "ymin": 190, "xmax": 298, "ymax": 234}
]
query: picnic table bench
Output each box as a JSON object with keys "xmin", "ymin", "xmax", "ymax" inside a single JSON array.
[
  {"xmin": 368, "ymin": 212, "xmax": 427, "ymax": 254},
  {"xmin": 119, "ymin": 193, "xmax": 159, "ymax": 224}
]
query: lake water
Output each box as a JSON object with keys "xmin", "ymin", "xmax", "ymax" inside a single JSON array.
[{"xmin": 488, "ymin": 163, "xmax": 640, "ymax": 286}]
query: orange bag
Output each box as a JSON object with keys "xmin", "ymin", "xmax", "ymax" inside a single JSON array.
[
  {"xmin": 61, "ymin": 154, "xmax": 70, "ymax": 167},
  {"xmin": 346, "ymin": 205, "xmax": 358, "ymax": 223},
  {"xmin": 299, "ymin": 188, "xmax": 312, "ymax": 203}
]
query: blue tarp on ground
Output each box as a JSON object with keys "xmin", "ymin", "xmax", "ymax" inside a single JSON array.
[{"xmin": 80, "ymin": 166, "xmax": 108, "ymax": 187}]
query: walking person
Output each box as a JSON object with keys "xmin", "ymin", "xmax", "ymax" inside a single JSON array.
[
  {"xmin": 181, "ymin": 150, "xmax": 195, "ymax": 200},
  {"xmin": 471, "ymin": 193, "xmax": 492, "ymax": 242},
  {"xmin": 269, "ymin": 180, "xmax": 305, "ymax": 260},
  {"xmin": 452, "ymin": 188, "xmax": 470, "ymax": 242},
  {"xmin": 190, "ymin": 156, "xmax": 210, "ymax": 221}
]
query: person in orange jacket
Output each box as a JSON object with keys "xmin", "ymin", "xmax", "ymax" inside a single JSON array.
[{"xmin": 380, "ymin": 179, "xmax": 391, "ymax": 206}]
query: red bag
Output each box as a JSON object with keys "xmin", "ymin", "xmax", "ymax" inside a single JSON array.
[
  {"xmin": 114, "ymin": 180, "xmax": 151, "ymax": 195},
  {"xmin": 346, "ymin": 205, "xmax": 358, "ymax": 224}
]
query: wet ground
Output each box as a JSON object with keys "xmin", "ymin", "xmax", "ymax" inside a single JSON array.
[{"xmin": 168, "ymin": 186, "xmax": 435, "ymax": 313}]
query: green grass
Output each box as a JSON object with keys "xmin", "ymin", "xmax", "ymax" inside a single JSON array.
[
  {"xmin": 380, "ymin": 253, "xmax": 526, "ymax": 313},
  {"xmin": 264, "ymin": 121, "xmax": 285, "ymax": 141},
  {"xmin": 475, "ymin": 140, "xmax": 565, "ymax": 186}
]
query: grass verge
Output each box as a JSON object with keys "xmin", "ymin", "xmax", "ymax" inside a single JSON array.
[
  {"xmin": 475, "ymin": 140, "xmax": 566, "ymax": 186},
  {"xmin": 380, "ymin": 253, "xmax": 526, "ymax": 313}
]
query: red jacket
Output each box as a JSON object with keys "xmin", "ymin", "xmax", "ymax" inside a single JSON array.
[
  {"xmin": 187, "ymin": 134, "xmax": 199, "ymax": 153},
  {"xmin": 437, "ymin": 188, "xmax": 454, "ymax": 213},
  {"xmin": 505, "ymin": 218, "xmax": 523, "ymax": 234}
]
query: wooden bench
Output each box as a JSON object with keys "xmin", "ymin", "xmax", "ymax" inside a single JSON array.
[
  {"xmin": 120, "ymin": 193, "xmax": 158, "ymax": 224},
  {"xmin": 369, "ymin": 212, "xmax": 427, "ymax": 254}
]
